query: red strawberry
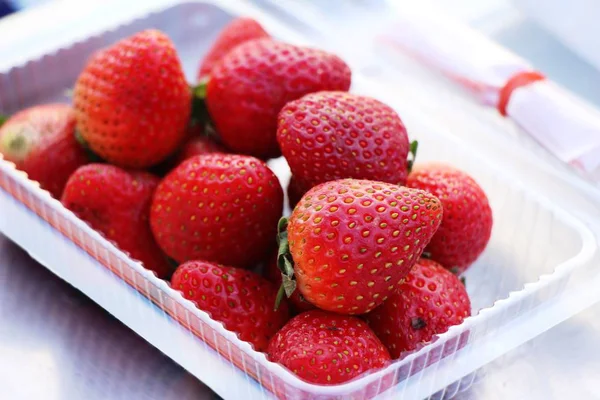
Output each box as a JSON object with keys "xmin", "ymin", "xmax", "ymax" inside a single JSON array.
[
  {"xmin": 265, "ymin": 252, "xmax": 315, "ymax": 313},
  {"xmin": 74, "ymin": 30, "xmax": 191, "ymax": 168},
  {"xmin": 279, "ymin": 179, "xmax": 442, "ymax": 315},
  {"xmin": 366, "ymin": 258, "xmax": 471, "ymax": 358},
  {"xmin": 182, "ymin": 122, "xmax": 205, "ymax": 141},
  {"xmin": 0, "ymin": 104, "xmax": 88, "ymax": 198},
  {"xmin": 150, "ymin": 124, "xmax": 225, "ymax": 177},
  {"xmin": 286, "ymin": 175, "xmax": 306, "ymax": 211},
  {"xmin": 172, "ymin": 260, "xmax": 289, "ymax": 352},
  {"xmin": 61, "ymin": 164, "xmax": 172, "ymax": 278},
  {"xmin": 267, "ymin": 310, "xmax": 390, "ymax": 384},
  {"xmin": 406, "ymin": 163, "xmax": 493, "ymax": 273},
  {"xmin": 197, "ymin": 17, "xmax": 269, "ymax": 79},
  {"xmin": 174, "ymin": 135, "xmax": 226, "ymax": 166},
  {"xmin": 206, "ymin": 39, "xmax": 351, "ymax": 159},
  {"xmin": 150, "ymin": 154, "xmax": 283, "ymax": 268},
  {"xmin": 278, "ymin": 91, "xmax": 411, "ymax": 190}
]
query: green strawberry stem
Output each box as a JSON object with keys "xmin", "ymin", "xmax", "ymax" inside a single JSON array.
[
  {"xmin": 277, "ymin": 217, "xmax": 296, "ymax": 281},
  {"xmin": 0, "ymin": 114, "xmax": 7, "ymax": 128},
  {"xmin": 274, "ymin": 284, "xmax": 286, "ymax": 312},
  {"xmin": 407, "ymin": 140, "xmax": 419, "ymax": 173},
  {"xmin": 193, "ymin": 79, "xmax": 208, "ymax": 99},
  {"xmin": 274, "ymin": 216, "xmax": 297, "ymax": 310},
  {"xmin": 74, "ymin": 129, "xmax": 86, "ymax": 147},
  {"xmin": 190, "ymin": 79, "xmax": 221, "ymax": 141}
]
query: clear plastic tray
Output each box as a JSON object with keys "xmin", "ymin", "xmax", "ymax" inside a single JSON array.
[{"xmin": 0, "ymin": 1, "xmax": 596, "ymax": 399}]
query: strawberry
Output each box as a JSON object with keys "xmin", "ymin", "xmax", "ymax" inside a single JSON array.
[
  {"xmin": 278, "ymin": 91, "xmax": 411, "ymax": 191},
  {"xmin": 286, "ymin": 175, "xmax": 306, "ymax": 211},
  {"xmin": 74, "ymin": 30, "xmax": 191, "ymax": 168},
  {"xmin": 150, "ymin": 124, "xmax": 225, "ymax": 177},
  {"xmin": 172, "ymin": 260, "xmax": 289, "ymax": 352},
  {"xmin": 267, "ymin": 310, "xmax": 390, "ymax": 384},
  {"xmin": 173, "ymin": 135, "xmax": 226, "ymax": 166},
  {"xmin": 61, "ymin": 164, "xmax": 172, "ymax": 278},
  {"xmin": 205, "ymin": 39, "xmax": 351, "ymax": 159},
  {"xmin": 150, "ymin": 154, "xmax": 283, "ymax": 268},
  {"xmin": 406, "ymin": 163, "xmax": 493, "ymax": 273},
  {"xmin": 278, "ymin": 179, "xmax": 442, "ymax": 315},
  {"xmin": 365, "ymin": 258, "xmax": 471, "ymax": 358},
  {"xmin": 0, "ymin": 104, "xmax": 88, "ymax": 198},
  {"xmin": 197, "ymin": 17, "xmax": 269, "ymax": 79},
  {"xmin": 265, "ymin": 252, "xmax": 315, "ymax": 313}
]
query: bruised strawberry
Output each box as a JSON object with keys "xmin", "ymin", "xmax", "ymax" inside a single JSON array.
[
  {"xmin": 278, "ymin": 179, "xmax": 442, "ymax": 315},
  {"xmin": 265, "ymin": 252, "xmax": 315, "ymax": 313},
  {"xmin": 172, "ymin": 260, "xmax": 289, "ymax": 352},
  {"xmin": 150, "ymin": 154, "xmax": 283, "ymax": 268},
  {"xmin": 278, "ymin": 91, "xmax": 411, "ymax": 190},
  {"xmin": 197, "ymin": 17, "xmax": 269, "ymax": 79},
  {"xmin": 206, "ymin": 39, "xmax": 351, "ymax": 159},
  {"xmin": 366, "ymin": 258, "xmax": 471, "ymax": 358},
  {"xmin": 74, "ymin": 30, "xmax": 191, "ymax": 168},
  {"xmin": 62, "ymin": 164, "xmax": 172, "ymax": 278},
  {"xmin": 407, "ymin": 163, "xmax": 493, "ymax": 273},
  {"xmin": 267, "ymin": 310, "xmax": 390, "ymax": 384},
  {"xmin": 0, "ymin": 104, "xmax": 88, "ymax": 198}
]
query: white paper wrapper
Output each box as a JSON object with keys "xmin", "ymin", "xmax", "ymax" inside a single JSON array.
[{"xmin": 380, "ymin": 1, "xmax": 600, "ymax": 178}]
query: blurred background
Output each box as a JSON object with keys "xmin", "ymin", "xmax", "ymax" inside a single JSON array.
[{"xmin": 3, "ymin": 0, "xmax": 598, "ymax": 107}]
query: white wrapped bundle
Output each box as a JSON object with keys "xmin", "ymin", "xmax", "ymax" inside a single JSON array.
[{"xmin": 380, "ymin": 1, "xmax": 600, "ymax": 179}]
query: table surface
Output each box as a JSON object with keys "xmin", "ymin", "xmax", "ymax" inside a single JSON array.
[
  {"xmin": 3, "ymin": 1, "xmax": 600, "ymax": 399},
  {"xmin": 0, "ymin": 236, "xmax": 215, "ymax": 400}
]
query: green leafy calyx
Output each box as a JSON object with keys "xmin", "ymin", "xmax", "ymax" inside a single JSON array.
[
  {"xmin": 407, "ymin": 140, "xmax": 419, "ymax": 173},
  {"xmin": 274, "ymin": 217, "xmax": 297, "ymax": 310}
]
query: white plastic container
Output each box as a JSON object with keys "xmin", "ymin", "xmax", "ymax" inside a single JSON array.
[{"xmin": 0, "ymin": 1, "xmax": 597, "ymax": 399}]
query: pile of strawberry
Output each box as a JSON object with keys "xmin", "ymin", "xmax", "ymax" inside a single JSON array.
[{"xmin": 0, "ymin": 17, "xmax": 493, "ymax": 386}]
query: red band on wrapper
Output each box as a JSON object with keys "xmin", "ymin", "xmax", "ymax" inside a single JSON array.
[{"xmin": 498, "ymin": 71, "xmax": 545, "ymax": 116}]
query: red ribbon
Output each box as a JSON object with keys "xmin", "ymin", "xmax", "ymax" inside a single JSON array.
[{"xmin": 497, "ymin": 71, "xmax": 545, "ymax": 116}]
